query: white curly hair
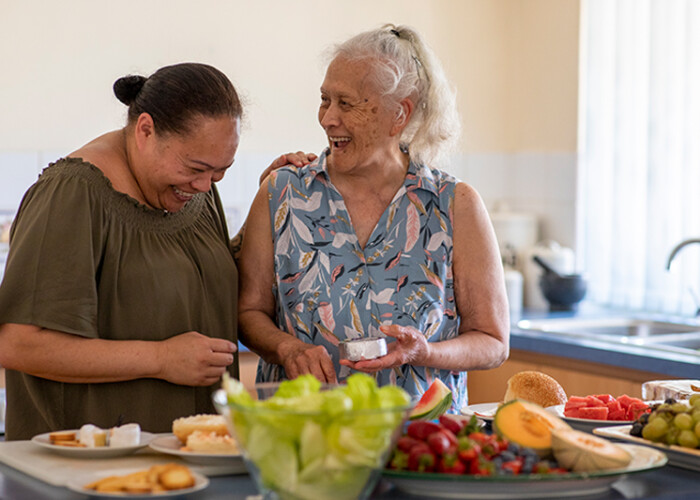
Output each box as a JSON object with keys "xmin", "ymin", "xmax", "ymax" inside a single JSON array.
[{"xmin": 328, "ymin": 24, "xmax": 462, "ymax": 167}]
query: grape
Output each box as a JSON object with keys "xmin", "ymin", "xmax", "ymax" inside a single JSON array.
[
  {"xmin": 678, "ymin": 430, "xmax": 699, "ymax": 449},
  {"xmin": 692, "ymin": 409, "xmax": 700, "ymax": 425},
  {"xmin": 642, "ymin": 417, "xmax": 668, "ymax": 441},
  {"xmin": 674, "ymin": 413, "xmax": 693, "ymax": 431},
  {"xmin": 664, "ymin": 427, "xmax": 680, "ymax": 446},
  {"xmin": 671, "ymin": 402, "xmax": 689, "ymax": 413},
  {"xmin": 689, "ymin": 394, "xmax": 700, "ymax": 407},
  {"xmin": 695, "ymin": 421, "xmax": 700, "ymax": 440}
]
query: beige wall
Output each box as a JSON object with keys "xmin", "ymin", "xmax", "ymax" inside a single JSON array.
[{"xmin": 0, "ymin": 0, "xmax": 579, "ymax": 156}]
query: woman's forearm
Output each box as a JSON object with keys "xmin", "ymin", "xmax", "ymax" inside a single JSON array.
[
  {"xmin": 0, "ymin": 323, "xmax": 162, "ymax": 383},
  {"xmin": 422, "ymin": 329, "xmax": 509, "ymax": 372},
  {"xmin": 238, "ymin": 311, "xmax": 298, "ymax": 366}
]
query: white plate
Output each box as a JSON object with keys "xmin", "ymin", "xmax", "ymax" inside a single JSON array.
[
  {"xmin": 31, "ymin": 430, "xmax": 154, "ymax": 458},
  {"xmin": 65, "ymin": 467, "xmax": 209, "ymax": 498},
  {"xmin": 383, "ymin": 444, "xmax": 666, "ymax": 499},
  {"xmin": 149, "ymin": 434, "xmax": 247, "ymax": 471},
  {"xmin": 594, "ymin": 424, "xmax": 700, "ymax": 472},
  {"xmin": 545, "ymin": 404, "xmax": 634, "ymax": 432},
  {"xmin": 460, "ymin": 402, "xmax": 500, "ymax": 422}
]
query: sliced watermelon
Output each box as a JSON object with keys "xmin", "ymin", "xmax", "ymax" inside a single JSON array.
[
  {"xmin": 409, "ymin": 379, "xmax": 453, "ymax": 420},
  {"xmin": 576, "ymin": 406, "xmax": 609, "ymax": 420}
]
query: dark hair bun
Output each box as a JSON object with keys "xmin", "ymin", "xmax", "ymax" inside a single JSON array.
[{"xmin": 113, "ymin": 75, "xmax": 147, "ymax": 105}]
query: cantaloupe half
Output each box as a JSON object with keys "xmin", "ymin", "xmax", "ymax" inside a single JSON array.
[
  {"xmin": 409, "ymin": 379, "xmax": 453, "ymax": 420},
  {"xmin": 552, "ymin": 428, "xmax": 632, "ymax": 472},
  {"xmin": 493, "ymin": 399, "xmax": 570, "ymax": 456}
]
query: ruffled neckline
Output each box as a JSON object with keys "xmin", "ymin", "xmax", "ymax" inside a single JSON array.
[{"xmin": 41, "ymin": 157, "xmax": 206, "ymax": 232}]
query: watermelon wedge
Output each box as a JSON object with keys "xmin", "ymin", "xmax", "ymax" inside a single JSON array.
[{"xmin": 409, "ymin": 379, "xmax": 453, "ymax": 420}]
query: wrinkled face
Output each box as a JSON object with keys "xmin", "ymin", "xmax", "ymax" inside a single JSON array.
[
  {"xmin": 318, "ymin": 56, "xmax": 400, "ymax": 172},
  {"xmin": 142, "ymin": 115, "xmax": 240, "ymax": 212}
]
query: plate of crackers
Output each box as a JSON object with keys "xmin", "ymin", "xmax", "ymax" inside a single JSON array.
[
  {"xmin": 65, "ymin": 463, "xmax": 208, "ymax": 498},
  {"xmin": 32, "ymin": 429, "xmax": 154, "ymax": 458}
]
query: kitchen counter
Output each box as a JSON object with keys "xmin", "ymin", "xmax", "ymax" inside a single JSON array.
[{"xmin": 0, "ymin": 458, "xmax": 699, "ymax": 500}]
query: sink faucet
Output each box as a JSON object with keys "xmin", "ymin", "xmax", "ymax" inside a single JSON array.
[
  {"xmin": 666, "ymin": 238, "xmax": 700, "ymax": 316},
  {"xmin": 666, "ymin": 238, "xmax": 700, "ymax": 270}
]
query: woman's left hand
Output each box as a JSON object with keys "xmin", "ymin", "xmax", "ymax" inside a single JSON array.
[
  {"xmin": 258, "ymin": 151, "xmax": 318, "ymax": 185},
  {"xmin": 339, "ymin": 325, "xmax": 430, "ymax": 373}
]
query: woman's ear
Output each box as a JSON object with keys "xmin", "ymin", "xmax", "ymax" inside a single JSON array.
[
  {"xmin": 391, "ymin": 98, "xmax": 415, "ymax": 136},
  {"xmin": 133, "ymin": 113, "xmax": 156, "ymax": 150}
]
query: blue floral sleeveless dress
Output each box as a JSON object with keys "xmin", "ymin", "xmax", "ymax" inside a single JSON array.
[{"xmin": 259, "ymin": 149, "xmax": 467, "ymax": 410}]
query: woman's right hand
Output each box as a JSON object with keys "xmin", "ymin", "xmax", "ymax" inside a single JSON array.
[
  {"xmin": 158, "ymin": 331, "xmax": 237, "ymax": 386},
  {"xmin": 258, "ymin": 151, "xmax": 317, "ymax": 185},
  {"xmin": 277, "ymin": 338, "xmax": 337, "ymax": 383}
]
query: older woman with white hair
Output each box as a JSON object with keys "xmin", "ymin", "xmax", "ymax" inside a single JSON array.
[{"xmin": 238, "ymin": 24, "xmax": 509, "ymax": 409}]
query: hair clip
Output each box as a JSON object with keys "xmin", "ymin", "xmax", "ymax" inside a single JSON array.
[{"xmin": 390, "ymin": 29, "xmax": 401, "ymax": 37}]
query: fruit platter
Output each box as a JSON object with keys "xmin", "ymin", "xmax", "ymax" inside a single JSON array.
[
  {"xmin": 595, "ymin": 395, "xmax": 700, "ymax": 472},
  {"xmin": 381, "ymin": 379, "xmax": 668, "ymax": 499}
]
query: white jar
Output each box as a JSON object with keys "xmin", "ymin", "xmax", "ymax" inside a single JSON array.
[{"xmin": 504, "ymin": 266, "xmax": 524, "ymax": 315}]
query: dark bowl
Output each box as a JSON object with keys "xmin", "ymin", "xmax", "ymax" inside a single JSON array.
[{"xmin": 539, "ymin": 273, "xmax": 588, "ymax": 311}]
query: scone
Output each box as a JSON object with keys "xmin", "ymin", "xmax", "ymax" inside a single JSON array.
[
  {"xmin": 183, "ymin": 430, "xmax": 239, "ymax": 453},
  {"xmin": 172, "ymin": 414, "xmax": 229, "ymax": 443}
]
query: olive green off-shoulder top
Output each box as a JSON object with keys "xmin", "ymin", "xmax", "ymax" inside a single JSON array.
[{"xmin": 0, "ymin": 158, "xmax": 238, "ymax": 440}]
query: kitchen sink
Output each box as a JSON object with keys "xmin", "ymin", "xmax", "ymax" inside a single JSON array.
[
  {"xmin": 632, "ymin": 332, "xmax": 700, "ymax": 351},
  {"xmin": 516, "ymin": 316, "xmax": 700, "ymax": 357},
  {"xmin": 517, "ymin": 317, "xmax": 700, "ymax": 339}
]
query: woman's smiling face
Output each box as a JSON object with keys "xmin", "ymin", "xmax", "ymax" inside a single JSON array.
[
  {"xmin": 141, "ymin": 115, "xmax": 240, "ymax": 212},
  {"xmin": 318, "ymin": 56, "xmax": 400, "ymax": 172}
]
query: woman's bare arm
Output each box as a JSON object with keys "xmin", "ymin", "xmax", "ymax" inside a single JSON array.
[
  {"xmin": 237, "ymin": 178, "xmax": 337, "ymax": 383},
  {"xmin": 0, "ymin": 323, "xmax": 236, "ymax": 386}
]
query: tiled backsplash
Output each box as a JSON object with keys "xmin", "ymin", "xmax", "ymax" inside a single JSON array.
[{"xmin": 0, "ymin": 150, "xmax": 577, "ymax": 249}]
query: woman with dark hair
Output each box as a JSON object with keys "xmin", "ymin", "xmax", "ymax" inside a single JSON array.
[
  {"xmin": 238, "ymin": 25, "xmax": 509, "ymax": 411},
  {"xmin": 0, "ymin": 62, "xmax": 311, "ymax": 439}
]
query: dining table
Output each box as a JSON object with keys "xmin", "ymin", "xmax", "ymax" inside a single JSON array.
[{"xmin": 0, "ymin": 448, "xmax": 697, "ymax": 500}]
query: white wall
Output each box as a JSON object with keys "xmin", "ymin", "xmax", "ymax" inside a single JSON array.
[{"xmin": 0, "ymin": 0, "xmax": 579, "ymax": 246}]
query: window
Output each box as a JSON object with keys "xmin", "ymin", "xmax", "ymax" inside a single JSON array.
[{"xmin": 579, "ymin": 0, "xmax": 700, "ymax": 315}]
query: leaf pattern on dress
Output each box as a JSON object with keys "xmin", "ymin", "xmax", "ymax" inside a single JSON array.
[
  {"xmin": 404, "ymin": 204, "xmax": 420, "ymax": 252},
  {"xmin": 420, "ymin": 263, "xmax": 444, "ymax": 292},
  {"xmin": 262, "ymin": 154, "xmax": 467, "ymax": 410},
  {"xmin": 315, "ymin": 321, "xmax": 339, "ymax": 346},
  {"xmin": 274, "ymin": 201, "xmax": 289, "ymax": 232},
  {"xmin": 318, "ymin": 302, "xmax": 336, "ymax": 332}
]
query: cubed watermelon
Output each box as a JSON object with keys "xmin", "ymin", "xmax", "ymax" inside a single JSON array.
[
  {"xmin": 565, "ymin": 396, "xmax": 590, "ymax": 410},
  {"xmin": 626, "ymin": 402, "xmax": 649, "ymax": 420},
  {"xmin": 616, "ymin": 394, "xmax": 643, "ymax": 409},
  {"xmin": 584, "ymin": 395, "xmax": 606, "ymax": 407},
  {"xmin": 577, "ymin": 406, "xmax": 609, "ymax": 420},
  {"xmin": 605, "ymin": 400, "xmax": 622, "ymax": 413},
  {"xmin": 608, "ymin": 408, "xmax": 628, "ymax": 421},
  {"xmin": 595, "ymin": 394, "xmax": 615, "ymax": 404}
]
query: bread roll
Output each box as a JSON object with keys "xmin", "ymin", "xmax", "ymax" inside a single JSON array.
[
  {"xmin": 503, "ymin": 371, "xmax": 567, "ymax": 408},
  {"xmin": 172, "ymin": 414, "xmax": 228, "ymax": 443}
]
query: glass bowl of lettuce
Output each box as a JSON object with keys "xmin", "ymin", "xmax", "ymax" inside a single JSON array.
[{"xmin": 214, "ymin": 373, "xmax": 412, "ymax": 500}]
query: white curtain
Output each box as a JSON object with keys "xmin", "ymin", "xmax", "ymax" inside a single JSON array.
[{"xmin": 579, "ymin": 0, "xmax": 700, "ymax": 315}]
